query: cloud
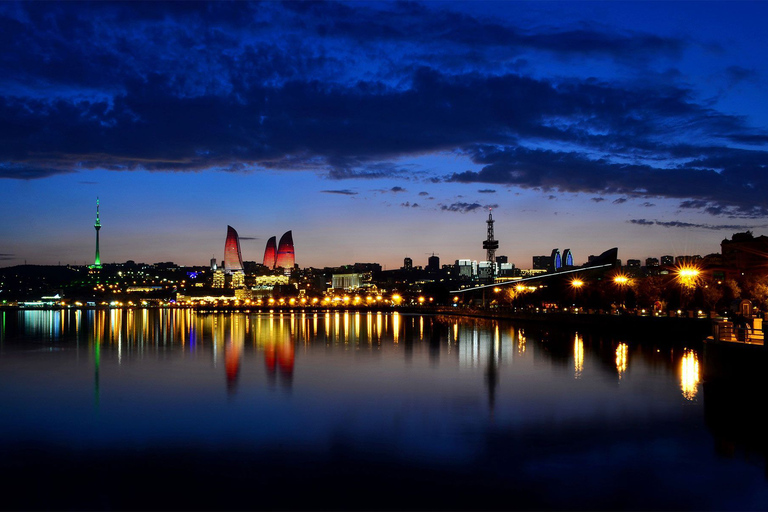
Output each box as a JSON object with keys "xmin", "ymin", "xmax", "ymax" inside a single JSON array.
[
  {"xmin": 591, "ymin": 197, "xmax": 605, "ymax": 203},
  {"xmin": 612, "ymin": 197, "xmax": 627, "ymax": 204},
  {"xmin": 390, "ymin": 186, "xmax": 406, "ymax": 193},
  {"xmin": 401, "ymin": 202, "xmax": 419, "ymax": 208},
  {"xmin": 418, "ymin": 191, "xmax": 429, "ymax": 196},
  {"xmin": 321, "ymin": 189, "xmax": 358, "ymax": 195},
  {"xmin": 1, "ymin": 2, "xmax": 767, "ymax": 220},
  {"xmin": 725, "ymin": 65, "xmax": 759, "ymax": 86},
  {"xmin": 629, "ymin": 219, "xmax": 767, "ymax": 230},
  {"xmin": 478, "ymin": 189, "xmax": 496, "ymax": 194},
  {"xmin": 440, "ymin": 202, "xmax": 497, "ymax": 213}
]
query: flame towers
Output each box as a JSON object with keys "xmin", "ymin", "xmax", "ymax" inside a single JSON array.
[
  {"xmin": 262, "ymin": 231, "xmax": 295, "ymax": 270},
  {"xmin": 275, "ymin": 231, "xmax": 295, "ymax": 269},
  {"xmin": 224, "ymin": 225, "xmax": 244, "ymax": 273},
  {"xmin": 263, "ymin": 236, "xmax": 277, "ymax": 268}
]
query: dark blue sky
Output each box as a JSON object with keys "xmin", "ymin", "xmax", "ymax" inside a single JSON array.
[{"xmin": 1, "ymin": 1, "xmax": 767, "ymax": 268}]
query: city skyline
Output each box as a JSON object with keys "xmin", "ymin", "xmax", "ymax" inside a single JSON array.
[{"xmin": 2, "ymin": 2, "xmax": 768, "ymax": 269}]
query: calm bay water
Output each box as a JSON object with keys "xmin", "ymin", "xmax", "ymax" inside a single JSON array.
[{"xmin": 1, "ymin": 308, "xmax": 767, "ymax": 510}]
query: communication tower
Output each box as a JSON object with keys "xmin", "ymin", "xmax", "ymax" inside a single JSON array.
[
  {"xmin": 92, "ymin": 198, "xmax": 102, "ymax": 269},
  {"xmin": 482, "ymin": 209, "xmax": 499, "ymax": 282}
]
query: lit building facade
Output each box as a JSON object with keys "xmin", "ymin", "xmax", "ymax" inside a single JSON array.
[
  {"xmin": 275, "ymin": 230, "xmax": 295, "ymax": 269},
  {"xmin": 212, "ymin": 269, "xmax": 226, "ymax": 288},
  {"xmin": 231, "ymin": 272, "xmax": 245, "ymax": 289},
  {"xmin": 263, "ymin": 236, "xmax": 277, "ymax": 268},
  {"xmin": 224, "ymin": 225, "xmax": 244, "ymax": 273}
]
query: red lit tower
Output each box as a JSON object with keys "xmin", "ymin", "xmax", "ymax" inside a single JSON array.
[
  {"xmin": 263, "ymin": 236, "xmax": 277, "ymax": 269},
  {"xmin": 224, "ymin": 225, "xmax": 244, "ymax": 273},
  {"xmin": 275, "ymin": 231, "xmax": 295, "ymax": 269}
]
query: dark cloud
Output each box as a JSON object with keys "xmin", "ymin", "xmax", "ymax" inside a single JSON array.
[
  {"xmin": 725, "ymin": 65, "xmax": 759, "ymax": 86},
  {"xmin": 613, "ymin": 198, "xmax": 627, "ymax": 204},
  {"xmin": 238, "ymin": 237, "xmax": 259, "ymax": 241},
  {"xmin": 440, "ymin": 202, "xmax": 497, "ymax": 213},
  {"xmin": 629, "ymin": 219, "xmax": 765, "ymax": 230},
  {"xmin": 418, "ymin": 191, "xmax": 429, "ymax": 196},
  {"xmin": 401, "ymin": 202, "xmax": 419, "ymax": 208},
  {"xmin": 1, "ymin": 1, "xmax": 767, "ymax": 220},
  {"xmin": 321, "ymin": 189, "xmax": 357, "ymax": 195},
  {"xmin": 449, "ymin": 145, "xmax": 768, "ymax": 218},
  {"xmin": 390, "ymin": 186, "xmax": 406, "ymax": 193},
  {"xmin": 478, "ymin": 189, "xmax": 496, "ymax": 194},
  {"xmin": 591, "ymin": 197, "xmax": 606, "ymax": 203}
]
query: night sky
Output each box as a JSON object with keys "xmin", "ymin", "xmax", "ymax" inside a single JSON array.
[{"xmin": 1, "ymin": 1, "xmax": 767, "ymax": 269}]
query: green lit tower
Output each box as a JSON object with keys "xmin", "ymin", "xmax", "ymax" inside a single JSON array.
[{"xmin": 92, "ymin": 198, "xmax": 102, "ymax": 269}]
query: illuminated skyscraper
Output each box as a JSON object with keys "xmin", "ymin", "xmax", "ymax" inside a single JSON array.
[
  {"xmin": 563, "ymin": 249, "xmax": 574, "ymax": 267},
  {"xmin": 92, "ymin": 198, "xmax": 102, "ymax": 269},
  {"xmin": 263, "ymin": 236, "xmax": 277, "ymax": 269},
  {"xmin": 224, "ymin": 225, "xmax": 244, "ymax": 273},
  {"xmin": 275, "ymin": 231, "xmax": 295, "ymax": 269}
]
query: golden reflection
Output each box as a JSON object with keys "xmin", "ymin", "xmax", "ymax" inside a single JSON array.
[
  {"xmin": 355, "ymin": 312, "xmax": 360, "ymax": 345},
  {"xmin": 392, "ymin": 312, "xmax": 400, "ymax": 344},
  {"xmin": 419, "ymin": 316, "xmax": 424, "ymax": 340},
  {"xmin": 518, "ymin": 329, "xmax": 526, "ymax": 354},
  {"xmin": 615, "ymin": 343, "xmax": 628, "ymax": 379},
  {"xmin": 335, "ymin": 312, "xmax": 341, "ymax": 343},
  {"xmin": 344, "ymin": 311, "xmax": 349, "ymax": 343},
  {"xmin": 574, "ymin": 333, "xmax": 584, "ymax": 379},
  {"xmin": 366, "ymin": 312, "xmax": 373, "ymax": 345},
  {"xmin": 376, "ymin": 312, "xmax": 383, "ymax": 342},
  {"xmin": 681, "ymin": 349, "xmax": 700, "ymax": 401}
]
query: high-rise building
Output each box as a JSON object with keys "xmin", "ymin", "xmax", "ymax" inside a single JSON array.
[
  {"xmin": 212, "ymin": 269, "xmax": 226, "ymax": 288},
  {"xmin": 427, "ymin": 253, "xmax": 440, "ymax": 271},
  {"xmin": 403, "ymin": 257, "xmax": 413, "ymax": 270},
  {"xmin": 456, "ymin": 259, "xmax": 474, "ymax": 278},
  {"xmin": 562, "ymin": 249, "xmax": 574, "ymax": 267},
  {"xmin": 532, "ymin": 255, "xmax": 551, "ymax": 270},
  {"xmin": 263, "ymin": 236, "xmax": 277, "ymax": 269},
  {"xmin": 661, "ymin": 255, "xmax": 674, "ymax": 266},
  {"xmin": 275, "ymin": 231, "xmax": 295, "ymax": 269},
  {"xmin": 224, "ymin": 225, "xmax": 244, "ymax": 273},
  {"xmin": 231, "ymin": 272, "xmax": 245, "ymax": 289},
  {"xmin": 92, "ymin": 198, "xmax": 102, "ymax": 269},
  {"xmin": 550, "ymin": 249, "xmax": 562, "ymax": 271}
]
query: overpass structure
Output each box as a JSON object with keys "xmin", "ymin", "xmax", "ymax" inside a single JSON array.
[{"xmin": 451, "ymin": 248, "xmax": 618, "ymax": 294}]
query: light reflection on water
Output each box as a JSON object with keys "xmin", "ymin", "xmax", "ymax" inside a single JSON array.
[{"xmin": 1, "ymin": 308, "xmax": 767, "ymax": 510}]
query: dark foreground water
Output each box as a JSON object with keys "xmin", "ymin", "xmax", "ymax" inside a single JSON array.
[{"xmin": 1, "ymin": 309, "xmax": 767, "ymax": 511}]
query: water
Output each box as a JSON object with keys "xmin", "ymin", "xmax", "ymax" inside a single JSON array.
[{"xmin": 1, "ymin": 308, "xmax": 767, "ymax": 510}]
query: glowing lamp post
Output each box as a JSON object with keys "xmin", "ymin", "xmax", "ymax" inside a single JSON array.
[
  {"xmin": 613, "ymin": 275, "xmax": 631, "ymax": 312},
  {"xmin": 675, "ymin": 265, "xmax": 701, "ymax": 311}
]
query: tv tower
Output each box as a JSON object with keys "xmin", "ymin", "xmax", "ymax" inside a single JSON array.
[
  {"xmin": 92, "ymin": 198, "xmax": 102, "ymax": 269},
  {"xmin": 482, "ymin": 208, "xmax": 499, "ymax": 283}
]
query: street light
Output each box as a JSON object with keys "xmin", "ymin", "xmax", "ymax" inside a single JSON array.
[
  {"xmin": 613, "ymin": 275, "xmax": 630, "ymax": 286},
  {"xmin": 675, "ymin": 265, "xmax": 701, "ymax": 289}
]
